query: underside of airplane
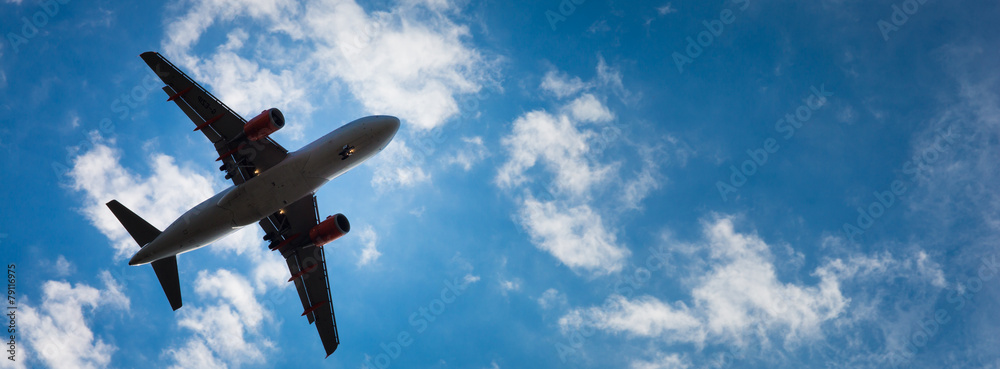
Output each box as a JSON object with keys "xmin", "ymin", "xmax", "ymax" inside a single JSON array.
[{"xmin": 106, "ymin": 51, "xmax": 399, "ymax": 357}]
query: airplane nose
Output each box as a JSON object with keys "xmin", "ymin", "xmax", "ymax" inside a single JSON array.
[
  {"xmin": 380, "ymin": 116, "xmax": 400, "ymax": 137},
  {"xmin": 372, "ymin": 115, "xmax": 400, "ymax": 142}
]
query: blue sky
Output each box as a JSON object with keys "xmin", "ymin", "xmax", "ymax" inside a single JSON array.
[{"xmin": 3, "ymin": 0, "xmax": 1000, "ymax": 368}]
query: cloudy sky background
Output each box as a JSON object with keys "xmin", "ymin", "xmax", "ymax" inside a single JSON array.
[{"xmin": 3, "ymin": 0, "xmax": 1000, "ymax": 368}]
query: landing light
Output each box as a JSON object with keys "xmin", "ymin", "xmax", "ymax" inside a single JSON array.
[
  {"xmin": 279, "ymin": 209, "xmax": 286, "ymax": 215},
  {"xmin": 254, "ymin": 169, "xmax": 260, "ymax": 175}
]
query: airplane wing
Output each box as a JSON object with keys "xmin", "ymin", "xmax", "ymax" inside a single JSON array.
[
  {"xmin": 139, "ymin": 51, "xmax": 288, "ymax": 186},
  {"xmin": 261, "ymin": 195, "xmax": 341, "ymax": 357}
]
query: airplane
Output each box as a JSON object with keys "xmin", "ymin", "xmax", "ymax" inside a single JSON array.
[{"xmin": 105, "ymin": 51, "xmax": 399, "ymax": 357}]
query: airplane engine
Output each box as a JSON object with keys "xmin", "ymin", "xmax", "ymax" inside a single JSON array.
[
  {"xmin": 310, "ymin": 213, "xmax": 351, "ymax": 247},
  {"xmin": 244, "ymin": 108, "xmax": 285, "ymax": 141}
]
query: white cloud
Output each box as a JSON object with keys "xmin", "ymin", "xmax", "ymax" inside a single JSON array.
[
  {"xmin": 656, "ymin": 3, "xmax": 678, "ymax": 15},
  {"xmin": 19, "ymin": 271, "xmax": 129, "ymax": 369},
  {"xmin": 166, "ymin": 340, "xmax": 229, "ymax": 369},
  {"xmin": 560, "ymin": 295, "xmax": 702, "ymax": 341},
  {"xmin": 162, "ymin": 0, "xmax": 494, "ymax": 132},
  {"xmin": 499, "ymin": 278, "xmax": 520, "ymax": 293},
  {"xmin": 620, "ymin": 164, "xmax": 660, "ymax": 211},
  {"xmin": 518, "ymin": 197, "xmax": 629, "ymax": 275},
  {"xmin": 191, "ymin": 269, "xmax": 267, "ymax": 328},
  {"xmin": 596, "ymin": 56, "xmax": 631, "ymax": 102},
  {"xmin": 537, "ymin": 288, "xmax": 566, "ymax": 309},
  {"xmin": 496, "ymin": 110, "xmax": 611, "ymax": 196},
  {"xmin": 630, "ymin": 353, "xmax": 690, "ymax": 369},
  {"xmin": 566, "ymin": 94, "xmax": 614, "ymax": 123},
  {"xmin": 559, "ymin": 216, "xmax": 948, "ymax": 350},
  {"xmin": 497, "ymin": 61, "xmax": 651, "ymax": 277},
  {"xmin": 371, "ymin": 139, "xmax": 431, "ymax": 191},
  {"xmin": 54, "ymin": 255, "xmax": 75, "ymax": 277},
  {"xmin": 445, "ymin": 136, "xmax": 490, "ymax": 171},
  {"xmin": 250, "ymin": 254, "xmax": 288, "ymax": 293},
  {"xmin": 357, "ymin": 225, "xmax": 381, "ymax": 267},
  {"xmin": 541, "ymin": 70, "xmax": 587, "ymax": 99},
  {"xmin": 692, "ymin": 218, "xmax": 847, "ymax": 345},
  {"xmin": 169, "ymin": 269, "xmax": 275, "ymax": 367},
  {"xmin": 97, "ymin": 270, "xmax": 131, "ymax": 311}
]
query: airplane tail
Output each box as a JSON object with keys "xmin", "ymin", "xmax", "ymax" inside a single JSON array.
[{"xmin": 106, "ymin": 200, "xmax": 183, "ymax": 311}]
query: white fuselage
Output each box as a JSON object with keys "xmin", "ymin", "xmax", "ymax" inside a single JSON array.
[{"xmin": 129, "ymin": 115, "xmax": 400, "ymax": 266}]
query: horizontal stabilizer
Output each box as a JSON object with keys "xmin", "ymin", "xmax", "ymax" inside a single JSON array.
[
  {"xmin": 152, "ymin": 256, "xmax": 183, "ymax": 311},
  {"xmin": 106, "ymin": 200, "xmax": 161, "ymax": 247},
  {"xmin": 106, "ymin": 200, "xmax": 181, "ymax": 310}
]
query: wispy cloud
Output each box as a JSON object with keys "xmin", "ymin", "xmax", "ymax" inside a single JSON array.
[
  {"xmin": 445, "ymin": 136, "xmax": 490, "ymax": 171},
  {"xmin": 496, "ymin": 60, "xmax": 664, "ymax": 276},
  {"xmin": 357, "ymin": 225, "xmax": 381, "ymax": 267},
  {"xmin": 657, "ymin": 3, "xmax": 677, "ymax": 16},
  {"xmin": 371, "ymin": 139, "xmax": 432, "ymax": 191},
  {"xmin": 559, "ymin": 216, "xmax": 949, "ymax": 362}
]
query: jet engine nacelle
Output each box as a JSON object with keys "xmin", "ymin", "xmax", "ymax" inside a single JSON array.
[
  {"xmin": 309, "ymin": 213, "xmax": 350, "ymax": 247},
  {"xmin": 244, "ymin": 108, "xmax": 285, "ymax": 141}
]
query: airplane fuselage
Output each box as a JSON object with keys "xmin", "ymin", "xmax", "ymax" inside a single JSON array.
[{"xmin": 129, "ymin": 115, "xmax": 399, "ymax": 265}]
